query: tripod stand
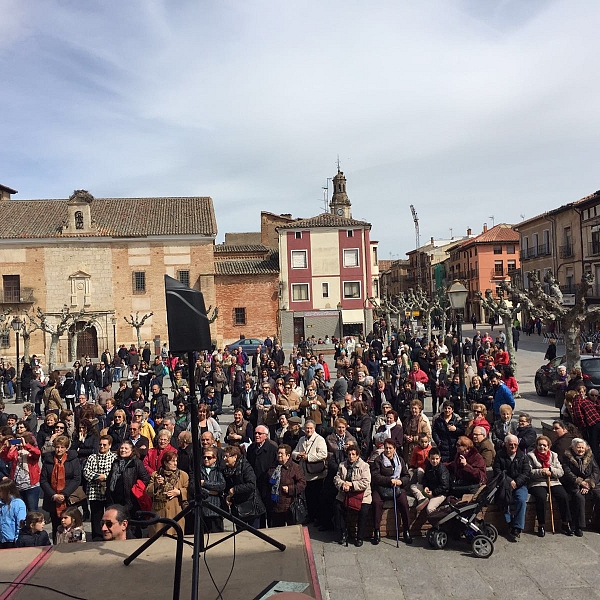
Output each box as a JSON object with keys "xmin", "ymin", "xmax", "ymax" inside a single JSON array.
[{"xmin": 123, "ymin": 350, "xmax": 285, "ymax": 600}]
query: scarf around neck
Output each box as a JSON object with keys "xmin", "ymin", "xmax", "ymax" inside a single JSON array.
[
  {"xmin": 534, "ymin": 448, "xmax": 551, "ymax": 469},
  {"xmin": 51, "ymin": 455, "xmax": 67, "ymax": 516},
  {"xmin": 381, "ymin": 452, "xmax": 402, "ymax": 479}
]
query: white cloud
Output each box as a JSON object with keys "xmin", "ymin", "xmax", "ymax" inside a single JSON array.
[{"xmin": 2, "ymin": 0, "xmax": 600, "ymax": 254}]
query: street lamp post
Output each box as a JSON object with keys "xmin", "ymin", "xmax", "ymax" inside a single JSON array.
[
  {"xmin": 111, "ymin": 317, "xmax": 117, "ymax": 358},
  {"xmin": 447, "ymin": 280, "xmax": 469, "ymax": 421},
  {"xmin": 11, "ymin": 317, "xmax": 23, "ymax": 404},
  {"xmin": 337, "ymin": 302, "xmax": 343, "ymax": 341}
]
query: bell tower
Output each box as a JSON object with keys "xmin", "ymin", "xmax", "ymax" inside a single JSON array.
[{"xmin": 329, "ymin": 166, "xmax": 351, "ymax": 219}]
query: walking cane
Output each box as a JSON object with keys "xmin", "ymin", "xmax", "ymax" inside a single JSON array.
[
  {"xmin": 547, "ymin": 474, "xmax": 555, "ymax": 534},
  {"xmin": 392, "ymin": 484, "xmax": 400, "ymax": 548}
]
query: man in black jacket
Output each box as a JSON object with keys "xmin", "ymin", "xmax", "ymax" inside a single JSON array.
[
  {"xmin": 94, "ymin": 361, "xmax": 112, "ymax": 391},
  {"xmin": 493, "ymin": 434, "xmax": 531, "ymax": 542},
  {"xmin": 149, "ymin": 383, "xmax": 170, "ymax": 426},
  {"xmin": 82, "ymin": 358, "xmax": 97, "ymax": 401},
  {"xmin": 246, "ymin": 425, "xmax": 277, "ymax": 527}
]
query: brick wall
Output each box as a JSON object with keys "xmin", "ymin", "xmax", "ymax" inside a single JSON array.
[{"xmin": 215, "ymin": 274, "xmax": 279, "ymax": 347}]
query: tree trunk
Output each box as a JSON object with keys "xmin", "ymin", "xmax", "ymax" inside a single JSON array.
[
  {"xmin": 564, "ymin": 321, "xmax": 581, "ymax": 371},
  {"xmin": 441, "ymin": 312, "xmax": 447, "ymax": 337},
  {"xmin": 504, "ymin": 321, "xmax": 517, "ymax": 375},
  {"xmin": 69, "ymin": 332, "xmax": 79, "ymax": 363},
  {"xmin": 426, "ymin": 308, "xmax": 433, "ymax": 342},
  {"xmin": 135, "ymin": 327, "xmax": 142, "ymax": 350},
  {"xmin": 22, "ymin": 332, "xmax": 31, "ymax": 365},
  {"xmin": 48, "ymin": 332, "xmax": 60, "ymax": 372},
  {"xmin": 385, "ymin": 310, "xmax": 392, "ymax": 344}
]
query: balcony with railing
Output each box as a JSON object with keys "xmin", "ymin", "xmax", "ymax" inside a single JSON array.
[
  {"xmin": 559, "ymin": 244, "xmax": 574, "ymax": 259},
  {"xmin": 537, "ymin": 244, "xmax": 551, "ymax": 256},
  {"xmin": 520, "ymin": 247, "xmax": 538, "ymax": 260}
]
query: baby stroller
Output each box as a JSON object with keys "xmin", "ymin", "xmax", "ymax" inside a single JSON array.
[{"xmin": 425, "ymin": 473, "xmax": 502, "ymax": 558}]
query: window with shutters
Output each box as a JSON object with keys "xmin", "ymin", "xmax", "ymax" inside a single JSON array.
[
  {"xmin": 3, "ymin": 275, "xmax": 20, "ymax": 303},
  {"xmin": 133, "ymin": 271, "xmax": 146, "ymax": 293},
  {"xmin": 343, "ymin": 249, "xmax": 359, "ymax": 268},
  {"xmin": 0, "ymin": 333, "xmax": 8, "ymax": 348},
  {"xmin": 291, "ymin": 250, "xmax": 308, "ymax": 269},
  {"xmin": 291, "ymin": 284, "xmax": 309, "ymax": 302}
]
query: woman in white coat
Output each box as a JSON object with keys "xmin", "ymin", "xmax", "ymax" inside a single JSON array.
[{"xmin": 292, "ymin": 420, "xmax": 327, "ymax": 523}]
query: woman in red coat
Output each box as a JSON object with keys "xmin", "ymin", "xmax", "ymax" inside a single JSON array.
[
  {"xmin": 143, "ymin": 430, "xmax": 177, "ymax": 475},
  {"xmin": 408, "ymin": 362, "xmax": 429, "ymax": 400},
  {"xmin": 446, "ymin": 436, "xmax": 486, "ymax": 497},
  {"xmin": 0, "ymin": 431, "xmax": 41, "ymax": 512}
]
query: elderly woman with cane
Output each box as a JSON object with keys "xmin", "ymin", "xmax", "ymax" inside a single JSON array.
[
  {"xmin": 370, "ymin": 438, "xmax": 413, "ymax": 545},
  {"xmin": 528, "ymin": 435, "xmax": 574, "ymax": 537}
]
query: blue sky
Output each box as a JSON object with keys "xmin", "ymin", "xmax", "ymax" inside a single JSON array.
[{"xmin": 2, "ymin": 0, "xmax": 600, "ymax": 258}]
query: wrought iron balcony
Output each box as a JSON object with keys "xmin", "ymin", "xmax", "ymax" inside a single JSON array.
[{"xmin": 559, "ymin": 244, "xmax": 574, "ymax": 259}]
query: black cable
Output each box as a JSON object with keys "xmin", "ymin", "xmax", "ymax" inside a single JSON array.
[
  {"xmin": 201, "ymin": 514, "xmax": 237, "ymax": 600},
  {"xmin": 0, "ymin": 581, "xmax": 87, "ymax": 600}
]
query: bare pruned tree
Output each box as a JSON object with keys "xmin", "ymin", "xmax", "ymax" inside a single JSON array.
[
  {"xmin": 501, "ymin": 271, "xmax": 600, "ymax": 370},
  {"xmin": 18, "ymin": 312, "xmax": 40, "ymax": 364},
  {"xmin": 31, "ymin": 306, "xmax": 87, "ymax": 371},
  {"xmin": 476, "ymin": 288, "xmax": 522, "ymax": 374},
  {"xmin": 206, "ymin": 305, "xmax": 218, "ymax": 324},
  {"xmin": 124, "ymin": 312, "xmax": 154, "ymax": 349}
]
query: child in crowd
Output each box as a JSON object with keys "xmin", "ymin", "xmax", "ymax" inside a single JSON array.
[
  {"xmin": 412, "ymin": 448, "xmax": 451, "ymax": 514},
  {"xmin": 409, "ymin": 433, "xmax": 432, "ymax": 507},
  {"xmin": 16, "ymin": 512, "xmax": 51, "ymax": 547},
  {"xmin": 55, "ymin": 507, "xmax": 86, "ymax": 544}
]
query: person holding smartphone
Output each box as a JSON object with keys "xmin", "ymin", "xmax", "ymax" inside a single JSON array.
[{"xmin": 0, "ymin": 432, "xmax": 41, "ymax": 512}]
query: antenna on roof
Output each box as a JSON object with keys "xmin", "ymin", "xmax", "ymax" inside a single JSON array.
[
  {"xmin": 489, "ymin": 216, "xmax": 495, "ymax": 227},
  {"xmin": 322, "ymin": 186, "xmax": 328, "ymax": 212},
  {"xmin": 336, "ymin": 155, "xmax": 341, "ymax": 172},
  {"xmin": 449, "ymin": 227, "xmax": 453, "ymax": 238},
  {"xmin": 520, "ymin": 214, "xmax": 525, "ymax": 221}
]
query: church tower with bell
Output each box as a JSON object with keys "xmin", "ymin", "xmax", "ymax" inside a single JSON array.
[{"xmin": 329, "ymin": 167, "xmax": 352, "ymax": 219}]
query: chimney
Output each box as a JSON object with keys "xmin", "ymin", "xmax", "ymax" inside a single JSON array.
[
  {"xmin": 483, "ymin": 223, "xmax": 487, "ymax": 233},
  {"xmin": 467, "ymin": 228, "xmax": 472, "ymax": 236},
  {"xmin": 430, "ymin": 237, "xmax": 434, "ymax": 244},
  {"xmin": 0, "ymin": 184, "xmax": 17, "ymax": 201}
]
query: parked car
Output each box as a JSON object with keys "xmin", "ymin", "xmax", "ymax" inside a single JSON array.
[
  {"xmin": 224, "ymin": 338, "xmax": 263, "ymax": 356},
  {"xmin": 535, "ymin": 355, "xmax": 600, "ymax": 396}
]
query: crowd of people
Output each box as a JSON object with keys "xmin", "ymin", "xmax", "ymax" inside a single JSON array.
[{"xmin": 0, "ymin": 326, "xmax": 600, "ymax": 552}]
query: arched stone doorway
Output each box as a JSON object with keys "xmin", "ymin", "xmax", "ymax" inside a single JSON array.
[{"xmin": 69, "ymin": 322, "xmax": 98, "ymax": 360}]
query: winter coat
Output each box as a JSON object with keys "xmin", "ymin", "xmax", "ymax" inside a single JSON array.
[
  {"xmin": 474, "ymin": 438, "xmax": 496, "ymax": 468},
  {"xmin": 490, "ymin": 418, "xmax": 519, "ymax": 451},
  {"xmin": 299, "ymin": 394, "xmax": 327, "ymax": 425},
  {"xmin": 1, "ymin": 441, "xmax": 42, "ymax": 487},
  {"xmin": 144, "ymin": 444, "xmax": 178, "ymax": 475},
  {"xmin": 334, "ymin": 458, "xmax": 372, "ymax": 504},
  {"xmin": 40, "ymin": 450, "xmax": 82, "ymax": 512},
  {"xmin": 422, "ymin": 462, "xmax": 451, "ymax": 497},
  {"xmin": 376, "ymin": 423, "xmax": 404, "ymax": 447},
  {"xmin": 448, "ymin": 446, "xmax": 487, "ymax": 486},
  {"xmin": 0, "ymin": 497, "xmax": 26, "ymax": 543},
  {"xmin": 292, "ymin": 434, "xmax": 328, "ymax": 482},
  {"xmin": 402, "ymin": 415, "xmax": 431, "ymax": 463},
  {"xmin": 267, "ymin": 458, "xmax": 306, "ymax": 513},
  {"xmin": 527, "ymin": 450, "xmax": 564, "ymax": 488},
  {"xmin": 552, "ymin": 434, "xmax": 575, "ymax": 460},
  {"xmin": 200, "ymin": 464, "xmax": 226, "ymax": 517},
  {"xmin": 15, "ymin": 528, "xmax": 51, "ymax": 547},
  {"xmin": 492, "ymin": 448, "xmax": 531, "ymax": 488},
  {"xmin": 224, "ymin": 456, "xmax": 265, "ymax": 518},
  {"xmin": 146, "ymin": 468, "xmax": 189, "ymax": 537},
  {"xmin": 105, "ymin": 456, "xmax": 150, "ymax": 513},
  {"xmin": 432, "ymin": 413, "xmax": 465, "ymax": 463},
  {"xmin": 516, "ymin": 424, "xmax": 537, "ymax": 453},
  {"xmin": 370, "ymin": 452, "xmax": 410, "ymax": 493},
  {"xmin": 561, "ymin": 447, "xmax": 600, "ymax": 491},
  {"xmin": 492, "ymin": 382, "xmax": 515, "ymax": 416}
]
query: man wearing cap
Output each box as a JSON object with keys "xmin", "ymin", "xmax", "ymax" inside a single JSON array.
[{"xmin": 282, "ymin": 416, "xmax": 305, "ymax": 448}]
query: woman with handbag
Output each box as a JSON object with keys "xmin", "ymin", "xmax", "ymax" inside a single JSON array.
[
  {"xmin": 333, "ymin": 443, "xmax": 371, "ymax": 547},
  {"xmin": 267, "ymin": 444, "xmax": 306, "ymax": 527},
  {"xmin": 146, "ymin": 451, "xmax": 189, "ymax": 537},
  {"xmin": 370, "ymin": 438, "xmax": 413, "ymax": 545},
  {"xmin": 39, "ymin": 435, "xmax": 82, "ymax": 543},
  {"xmin": 223, "ymin": 446, "xmax": 265, "ymax": 529},
  {"xmin": 292, "ymin": 420, "xmax": 328, "ymax": 524}
]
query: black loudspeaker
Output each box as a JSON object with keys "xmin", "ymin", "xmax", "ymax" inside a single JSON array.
[{"xmin": 164, "ymin": 275, "xmax": 212, "ymax": 352}]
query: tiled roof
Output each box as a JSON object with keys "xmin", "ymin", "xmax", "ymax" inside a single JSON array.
[
  {"xmin": 215, "ymin": 251, "xmax": 280, "ymax": 276},
  {"xmin": 452, "ymin": 224, "xmax": 517, "ymax": 249},
  {"xmin": 0, "ymin": 184, "xmax": 17, "ymax": 194},
  {"xmin": 474, "ymin": 223, "xmax": 519, "ymax": 243},
  {"xmin": 1, "ymin": 196, "xmax": 217, "ymax": 239},
  {"xmin": 214, "ymin": 244, "xmax": 270, "ymax": 254},
  {"xmin": 276, "ymin": 212, "xmax": 370, "ymax": 230}
]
